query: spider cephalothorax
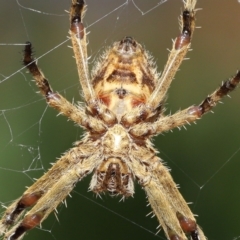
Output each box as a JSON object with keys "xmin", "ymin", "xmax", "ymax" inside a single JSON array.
[{"xmin": 0, "ymin": 0, "xmax": 239, "ymax": 240}]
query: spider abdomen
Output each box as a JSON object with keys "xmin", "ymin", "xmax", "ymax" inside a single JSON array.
[{"xmin": 92, "ymin": 37, "xmax": 158, "ymax": 119}]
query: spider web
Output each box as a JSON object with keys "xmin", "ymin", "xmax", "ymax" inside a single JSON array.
[{"xmin": 1, "ymin": 1, "xmax": 240, "ymax": 240}]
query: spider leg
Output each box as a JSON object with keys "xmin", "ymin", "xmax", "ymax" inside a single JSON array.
[
  {"xmin": 23, "ymin": 42, "xmax": 106, "ymax": 133},
  {"xmin": 147, "ymin": 0, "xmax": 196, "ymax": 110},
  {"xmin": 130, "ymin": 71, "xmax": 240, "ymax": 137},
  {"xmin": 121, "ymin": 0, "xmax": 197, "ymax": 127},
  {"xmin": 69, "ymin": 0, "xmax": 118, "ymax": 125},
  {"xmin": 0, "ymin": 142, "xmax": 101, "ymax": 240},
  {"xmin": 70, "ymin": 0, "xmax": 95, "ymax": 103},
  {"xmin": 129, "ymin": 144, "xmax": 206, "ymax": 240},
  {"xmin": 145, "ymin": 169, "xmax": 206, "ymax": 240}
]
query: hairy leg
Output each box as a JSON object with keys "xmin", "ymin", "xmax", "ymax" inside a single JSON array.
[
  {"xmin": 130, "ymin": 71, "xmax": 240, "ymax": 137},
  {"xmin": 0, "ymin": 142, "xmax": 100, "ymax": 239}
]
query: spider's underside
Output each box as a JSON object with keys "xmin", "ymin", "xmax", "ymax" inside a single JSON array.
[{"xmin": 0, "ymin": 0, "xmax": 239, "ymax": 239}]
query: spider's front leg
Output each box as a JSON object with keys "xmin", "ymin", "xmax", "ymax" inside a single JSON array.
[
  {"xmin": 0, "ymin": 147, "xmax": 78, "ymax": 237},
  {"xmin": 0, "ymin": 142, "xmax": 101, "ymax": 240},
  {"xmin": 129, "ymin": 145, "xmax": 206, "ymax": 240}
]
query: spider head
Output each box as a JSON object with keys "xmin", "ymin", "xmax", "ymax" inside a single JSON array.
[{"xmin": 89, "ymin": 157, "xmax": 134, "ymax": 198}]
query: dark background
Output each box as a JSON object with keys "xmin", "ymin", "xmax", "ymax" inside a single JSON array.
[{"xmin": 1, "ymin": 1, "xmax": 240, "ymax": 239}]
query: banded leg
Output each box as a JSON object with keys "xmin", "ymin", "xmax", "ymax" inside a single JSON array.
[
  {"xmin": 147, "ymin": 157, "xmax": 206, "ymax": 240},
  {"xmin": 0, "ymin": 147, "xmax": 79, "ymax": 236},
  {"xmin": 130, "ymin": 71, "xmax": 240, "ymax": 137},
  {"xmin": 130, "ymin": 144, "xmax": 206, "ymax": 240},
  {"xmin": 129, "ymin": 157, "xmax": 205, "ymax": 239},
  {"xmin": 0, "ymin": 143, "xmax": 98, "ymax": 240},
  {"xmin": 23, "ymin": 42, "xmax": 106, "ymax": 133},
  {"xmin": 4, "ymin": 172, "xmax": 80, "ymax": 240},
  {"xmin": 121, "ymin": 0, "xmax": 197, "ymax": 126},
  {"xmin": 70, "ymin": 0, "xmax": 95, "ymax": 103},
  {"xmin": 69, "ymin": 0, "xmax": 118, "ymax": 125},
  {"xmin": 148, "ymin": 0, "xmax": 196, "ymax": 109}
]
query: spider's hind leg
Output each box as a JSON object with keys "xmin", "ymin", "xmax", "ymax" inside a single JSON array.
[
  {"xmin": 69, "ymin": 0, "xmax": 94, "ymax": 103},
  {"xmin": 121, "ymin": 0, "xmax": 197, "ymax": 127},
  {"xmin": 69, "ymin": 0, "xmax": 118, "ymax": 126}
]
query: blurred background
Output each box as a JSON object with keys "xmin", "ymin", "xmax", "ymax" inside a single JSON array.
[{"xmin": 0, "ymin": 0, "xmax": 240, "ymax": 239}]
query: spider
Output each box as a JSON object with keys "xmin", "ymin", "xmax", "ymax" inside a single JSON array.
[{"xmin": 0, "ymin": 0, "xmax": 239, "ymax": 239}]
